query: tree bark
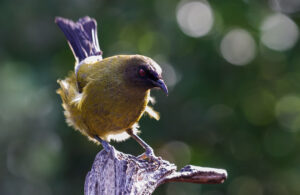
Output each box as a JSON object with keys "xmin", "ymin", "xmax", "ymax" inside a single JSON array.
[{"xmin": 84, "ymin": 147, "xmax": 227, "ymax": 195}]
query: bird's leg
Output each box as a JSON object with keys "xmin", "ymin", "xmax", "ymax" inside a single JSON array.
[
  {"xmin": 94, "ymin": 135, "xmax": 113, "ymax": 153},
  {"xmin": 126, "ymin": 129, "xmax": 160, "ymax": 163}
]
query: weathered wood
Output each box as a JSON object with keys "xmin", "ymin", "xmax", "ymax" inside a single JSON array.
[{"xmin": 84, "ymin": 147, "xmax": 227, "ymax": 195}]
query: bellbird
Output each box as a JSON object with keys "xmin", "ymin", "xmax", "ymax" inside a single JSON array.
[{"xmin": 55, "ymin": 16, "xmax": 168, "ymax": 160}]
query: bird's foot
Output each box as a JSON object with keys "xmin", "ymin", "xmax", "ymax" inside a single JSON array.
[
  {"xmin": 138, "ymin": 147, "xmax": 162, "ymax": 168},
  {"xmin": 126, "ymin": 128, "xmax": 161, "ymax": 168},
  {"xmin": 94, "ymin": 135, "xmax": 115, "ymax": 154}
]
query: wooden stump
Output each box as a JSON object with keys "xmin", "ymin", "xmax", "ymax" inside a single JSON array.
[{"xmin": 84, "ymin": 147, "xmax": 227, "ymax": 195}]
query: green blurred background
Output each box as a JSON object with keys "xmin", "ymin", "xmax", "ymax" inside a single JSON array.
[{"xmin": 1, "ymin": 0, "xmax": 300, "ymax": 194}]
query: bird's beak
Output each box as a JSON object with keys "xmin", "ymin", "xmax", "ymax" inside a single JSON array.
[{"xmin": 153, "ymin": 79, "xmax": 168, "ymax": 96}]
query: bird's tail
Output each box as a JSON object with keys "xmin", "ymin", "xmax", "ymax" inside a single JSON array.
[{"xmin": 55, "ymin": 16, "xmax": 102, "ymax": 63}]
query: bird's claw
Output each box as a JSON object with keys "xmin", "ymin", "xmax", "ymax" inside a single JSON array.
[{"xmin": 138, "ymin": 148, "xmax": 161, "ymax": 168}]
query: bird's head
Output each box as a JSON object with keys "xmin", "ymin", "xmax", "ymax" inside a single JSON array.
[{"xmin": 122, "ymin": 55, "xmax": 168, "ymax": 95}]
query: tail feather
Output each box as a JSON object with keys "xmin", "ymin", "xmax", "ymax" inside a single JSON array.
[{"xmin": 55, "ymin": 16, "xmax": 102, "ymax": 62}]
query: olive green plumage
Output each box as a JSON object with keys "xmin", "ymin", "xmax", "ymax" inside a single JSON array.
[
  {"xmin": 57, "ymin": 55, "xmax": 161, "ymax": 142},
  {"xmin": 55, "ymin": 16, "xmax": 168, "ymax": 154}
]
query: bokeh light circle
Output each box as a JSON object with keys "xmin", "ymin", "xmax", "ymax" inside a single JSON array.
[
  {"xmin": 158, "ymin": 141, "xmax": 191, "ymax": 168},
  {"xmin": 261, "ymin": 13, "xmax": 299, "ymax": 51},
  {"xmin": 176, "ymin": 1, "xmax": 214, "ymax": 38},
  {"xmin": 220, "ymin": 29, "xmax": 256, "ymax": 66},
  {"xmin": 268, "ymin": 0, "xmax": 300, "ymax": 14},
  {"xmin": 275, "ymin": 95, "xmax": 300, "ymax": 132}
]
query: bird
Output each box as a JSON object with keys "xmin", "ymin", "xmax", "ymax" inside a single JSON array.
[{"xmin": 55, "ymin": 16, "xmax": 168, "ymax": 161}]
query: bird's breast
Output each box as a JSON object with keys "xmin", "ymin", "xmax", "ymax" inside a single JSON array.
[{"xmin": 80, "ymin": 79, "xmax": 149, "ymax": 136}]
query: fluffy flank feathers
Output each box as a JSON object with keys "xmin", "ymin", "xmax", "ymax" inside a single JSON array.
[
  {"xmin": 106, "ymin": 123, "xmax": 140, "ymax": 142},
  {"xmin": 145, "ymin": 106, "xmax": 160, "ymax": 120},
  {"xmin": 56, "ymin": 72, "xmax": 78, "ymax": 103},
  {"xmin": 57, "ymin": 72, "xmax": 88, "ymax": 135},
  {"xmin": 148, "ymin": 95, "xmax": 156, "ymax": 104}
]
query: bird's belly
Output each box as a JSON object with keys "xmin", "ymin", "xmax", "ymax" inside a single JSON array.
[{"xmin": 81, "ymin": 89, "xmax": 149, "ymax": 138}]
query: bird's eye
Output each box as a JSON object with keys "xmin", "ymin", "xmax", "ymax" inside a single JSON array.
[{"xmin": 139, "ymin": 68, "xmax": 146, "ymax": 77}]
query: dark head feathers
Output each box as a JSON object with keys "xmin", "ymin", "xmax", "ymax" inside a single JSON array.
[{"xmin": 123, "ymin": 55, "xmax": 167, "ymax": 95}]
